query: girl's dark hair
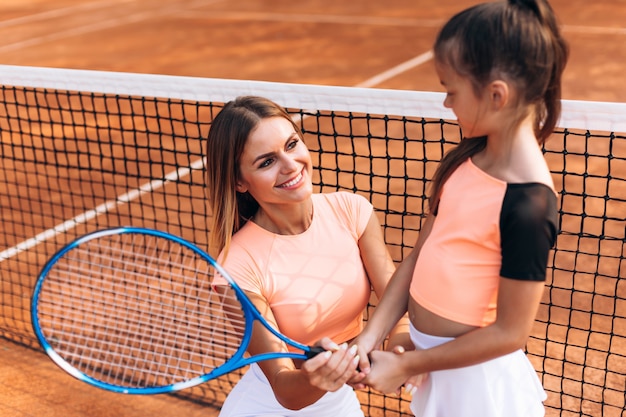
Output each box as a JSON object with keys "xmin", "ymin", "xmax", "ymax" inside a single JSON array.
[
  {"xmin": 205, "ymin": 96, "xmax": 303, "ymax": 256},
  {"xmin": 429, "ymin": 0, "xmax": 569, "ymax": 212}
]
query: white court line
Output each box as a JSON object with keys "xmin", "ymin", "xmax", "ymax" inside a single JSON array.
[
  {"xmin": 176, "ymin": 10, "xmax": 444, "ymax": 27},
  {"xmin": 563, "ymin": 25, "xmax": 626, "ymax": 36},
  {"xmin": 0, "ymin": 0, "xmax": 227, "ymax": 262},
  {"xmin": 0, "ymin": 52, "xmax": 435, "ymax": 262},
  {"xmin": 0, "ymin": 157, "xmax": 206, "ymax": 262},
  {"xmin": 11, "ymin": 7, "xmax": 621, "ymax": 262},
  {"xmin": 1, "ymin": 5, "xmax": 623, "ymax": 55},
  {"xmin": 355, "ymin": 50, "xmax": 434, "ymax": 88},
  {"xmin": 0, "ymin": 4, "xmax": 438, "ymax": 263},
  {"xmin": 178, "ymin": 10, "xmax": 626, "ymax": 35},
  {"xmin": 0, "ymin": 13, "xmax": 161, "ymax": 54},
  {"xmin": 291, "ymin": 51, "xmax": 435, "ymax": 118},
  {"xmin": 0, "ymin": 0, "xmax": 137, "ymax": 29},
  {"xmin": 0, "ymin": 0, "xmax": 225, "ymax": 54}
]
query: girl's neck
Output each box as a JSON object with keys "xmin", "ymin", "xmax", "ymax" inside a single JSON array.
[{"xmin": 472, "ymin": 117, "xmax": 549, "ymax": 184}]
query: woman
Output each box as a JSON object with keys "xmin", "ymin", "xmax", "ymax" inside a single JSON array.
[{"xmin": 205, "ymin": 95, "xmax": 410, "ymax": 416}]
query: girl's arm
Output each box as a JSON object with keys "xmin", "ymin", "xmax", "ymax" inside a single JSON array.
[{"xmin": 363, "ymin": 276, "xmax": 545, "ymax": 393}]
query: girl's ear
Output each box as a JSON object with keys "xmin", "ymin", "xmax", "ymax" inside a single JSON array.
[{"xmin": 489, "ymin": 80, "xmax": 509, "ymax": 110}]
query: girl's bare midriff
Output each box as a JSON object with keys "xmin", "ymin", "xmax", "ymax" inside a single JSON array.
[{"xmin": 408, "ymin": 297, "xmax": 479, "ymax": 338}]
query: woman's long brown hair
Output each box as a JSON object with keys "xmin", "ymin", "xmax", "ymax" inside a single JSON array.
[{"xmin": 204, "ymin": 96, "xmax": 303, "ymax": 258}]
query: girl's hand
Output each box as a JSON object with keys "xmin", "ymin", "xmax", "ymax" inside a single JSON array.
[
  {"xmin": 391, "ymin": 344, "xmax": 428, "ymax": 396},
  {"xmin": 362, "ymin": 350, "xmax": 410, "ymax": 394},
  {"xmin": 301, "ymin": 337, "xmax": 360, "ymax": 392}
]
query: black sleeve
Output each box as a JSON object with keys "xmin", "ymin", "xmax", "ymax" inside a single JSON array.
[{"xmin": 499, "ymin": 184, "xmax": 558, "ymax": 281}]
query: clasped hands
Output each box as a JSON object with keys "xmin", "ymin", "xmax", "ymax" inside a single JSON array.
[{"xmin": 301, "ymin": 337, "xmax": 426, "ymax": 396}]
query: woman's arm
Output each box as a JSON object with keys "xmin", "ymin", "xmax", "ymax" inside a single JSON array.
[
  {"xmin": 353, "ymin": 213, "xmax": 436, "ymax": 372},
  {"xmin": 245, "ymin": 292, "xmax": 358, "ymax": 410},
  {"xmin": 357, "ymin": 212, "xmax": 411, "ymax": 350}
]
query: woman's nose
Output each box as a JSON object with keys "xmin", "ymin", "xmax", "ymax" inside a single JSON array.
[{"xmin": 280, "ymin": 153, "xmax": 299, "ymax": 172}]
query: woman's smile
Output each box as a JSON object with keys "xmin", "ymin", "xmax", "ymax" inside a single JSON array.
[{"xmin": 277, "ymin": 170, "xmax": 304, "ymax": 189}]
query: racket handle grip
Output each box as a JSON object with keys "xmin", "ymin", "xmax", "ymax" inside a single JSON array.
[
  {"xmin": 305, "ymin": 345, "xmax": 362, "ymax": 372},
  {"xmin": 306, "ymin": 345, "xmax": 326, "ymax": 358}
]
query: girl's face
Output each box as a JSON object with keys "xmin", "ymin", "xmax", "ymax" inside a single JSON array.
[
  {"xmin": 236, "ymin": 116, "xmax": 313, "ymax": 206},
  {"xmin": 435, "ymin": 61, "xmax": 489, "ymax": 139}
]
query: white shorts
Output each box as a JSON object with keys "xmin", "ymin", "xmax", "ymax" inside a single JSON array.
[
  {"xmin": 218, "ymin": 363, "xmax": 364, "ymax": 417},
  {"xmin": 409, "ymin": 324, "xmax": 547, "ymax": 417}
]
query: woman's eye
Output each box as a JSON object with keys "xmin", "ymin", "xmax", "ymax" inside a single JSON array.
[
  {"xmin": 259, "ymin": 158, "xmax": 274, "ymax": 168},
  {"xmin": 287, "ymin": 139, "xmax": 299, "ymax": 150}
]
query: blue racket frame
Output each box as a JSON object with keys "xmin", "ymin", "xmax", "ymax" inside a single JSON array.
[{"xmin": 32, "ymin": 226, "xmax": 322, "ymax": 394}]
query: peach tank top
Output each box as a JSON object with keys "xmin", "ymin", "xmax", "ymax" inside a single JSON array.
[{"xmin": 410, "ymin": 159, "xmax": 557, "ymax": 327}]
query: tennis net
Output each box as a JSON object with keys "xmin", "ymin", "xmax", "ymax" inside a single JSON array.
[{"xmin": 0, "ymin": 65, "xmax": 624, "ymax": 417}]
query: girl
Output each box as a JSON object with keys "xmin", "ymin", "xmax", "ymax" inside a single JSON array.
[
  {"xmin": 351, "ymin": 1, "xmax": 569, "ymax": 416},
  {"xmin": 205, "ymin": 96, "xmax": 410, "ymax": 416}
]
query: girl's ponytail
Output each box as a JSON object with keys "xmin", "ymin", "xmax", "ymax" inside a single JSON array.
[{"xmin": 509, "ymin": 0, "xmax": 569, "ymax": 142}]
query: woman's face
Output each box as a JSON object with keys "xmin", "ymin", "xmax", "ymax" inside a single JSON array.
[{"xmin": 236, "ymin": 116, "xmax": 313, "ymax": 207}]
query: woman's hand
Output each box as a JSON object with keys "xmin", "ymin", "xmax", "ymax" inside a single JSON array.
[
  {"xmin": 344, "ymin": 330, "xmax": 381, "ymax": 390},
  {"xmin": 300, "ymin": 337, "xmax": 361, "ymax": 392}
]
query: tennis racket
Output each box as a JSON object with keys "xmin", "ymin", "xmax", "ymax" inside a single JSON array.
[{"xmin": 31, "ymin": 226, "xmax": 324, "ymax": 394}]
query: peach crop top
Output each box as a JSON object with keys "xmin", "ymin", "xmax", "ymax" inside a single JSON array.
[
  {"xmin": 214, "ymin": 192, "xmax": 373, "ymax": 347},
  {"xmin": 410, "ymin": 158, "xmax": 558, "ymax": 327}
]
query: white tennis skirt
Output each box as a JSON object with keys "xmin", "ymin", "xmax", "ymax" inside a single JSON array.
[
  {"xmin": 218, "ymin": 363, "xmax": 364, "ymax": 417},
  {"xmin": 409, "ymin": 324, "xmax": 547, "ymax": 417}
]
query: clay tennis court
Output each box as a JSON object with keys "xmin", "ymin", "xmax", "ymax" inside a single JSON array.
[{"xmin": 0, "ymin": 1, "xmax": 625, "ymax": 416}]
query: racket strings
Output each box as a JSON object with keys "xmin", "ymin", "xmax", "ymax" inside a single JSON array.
[{"xmin": 36, "ymin": 232, "xmax": 248, "ymax": 389}]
